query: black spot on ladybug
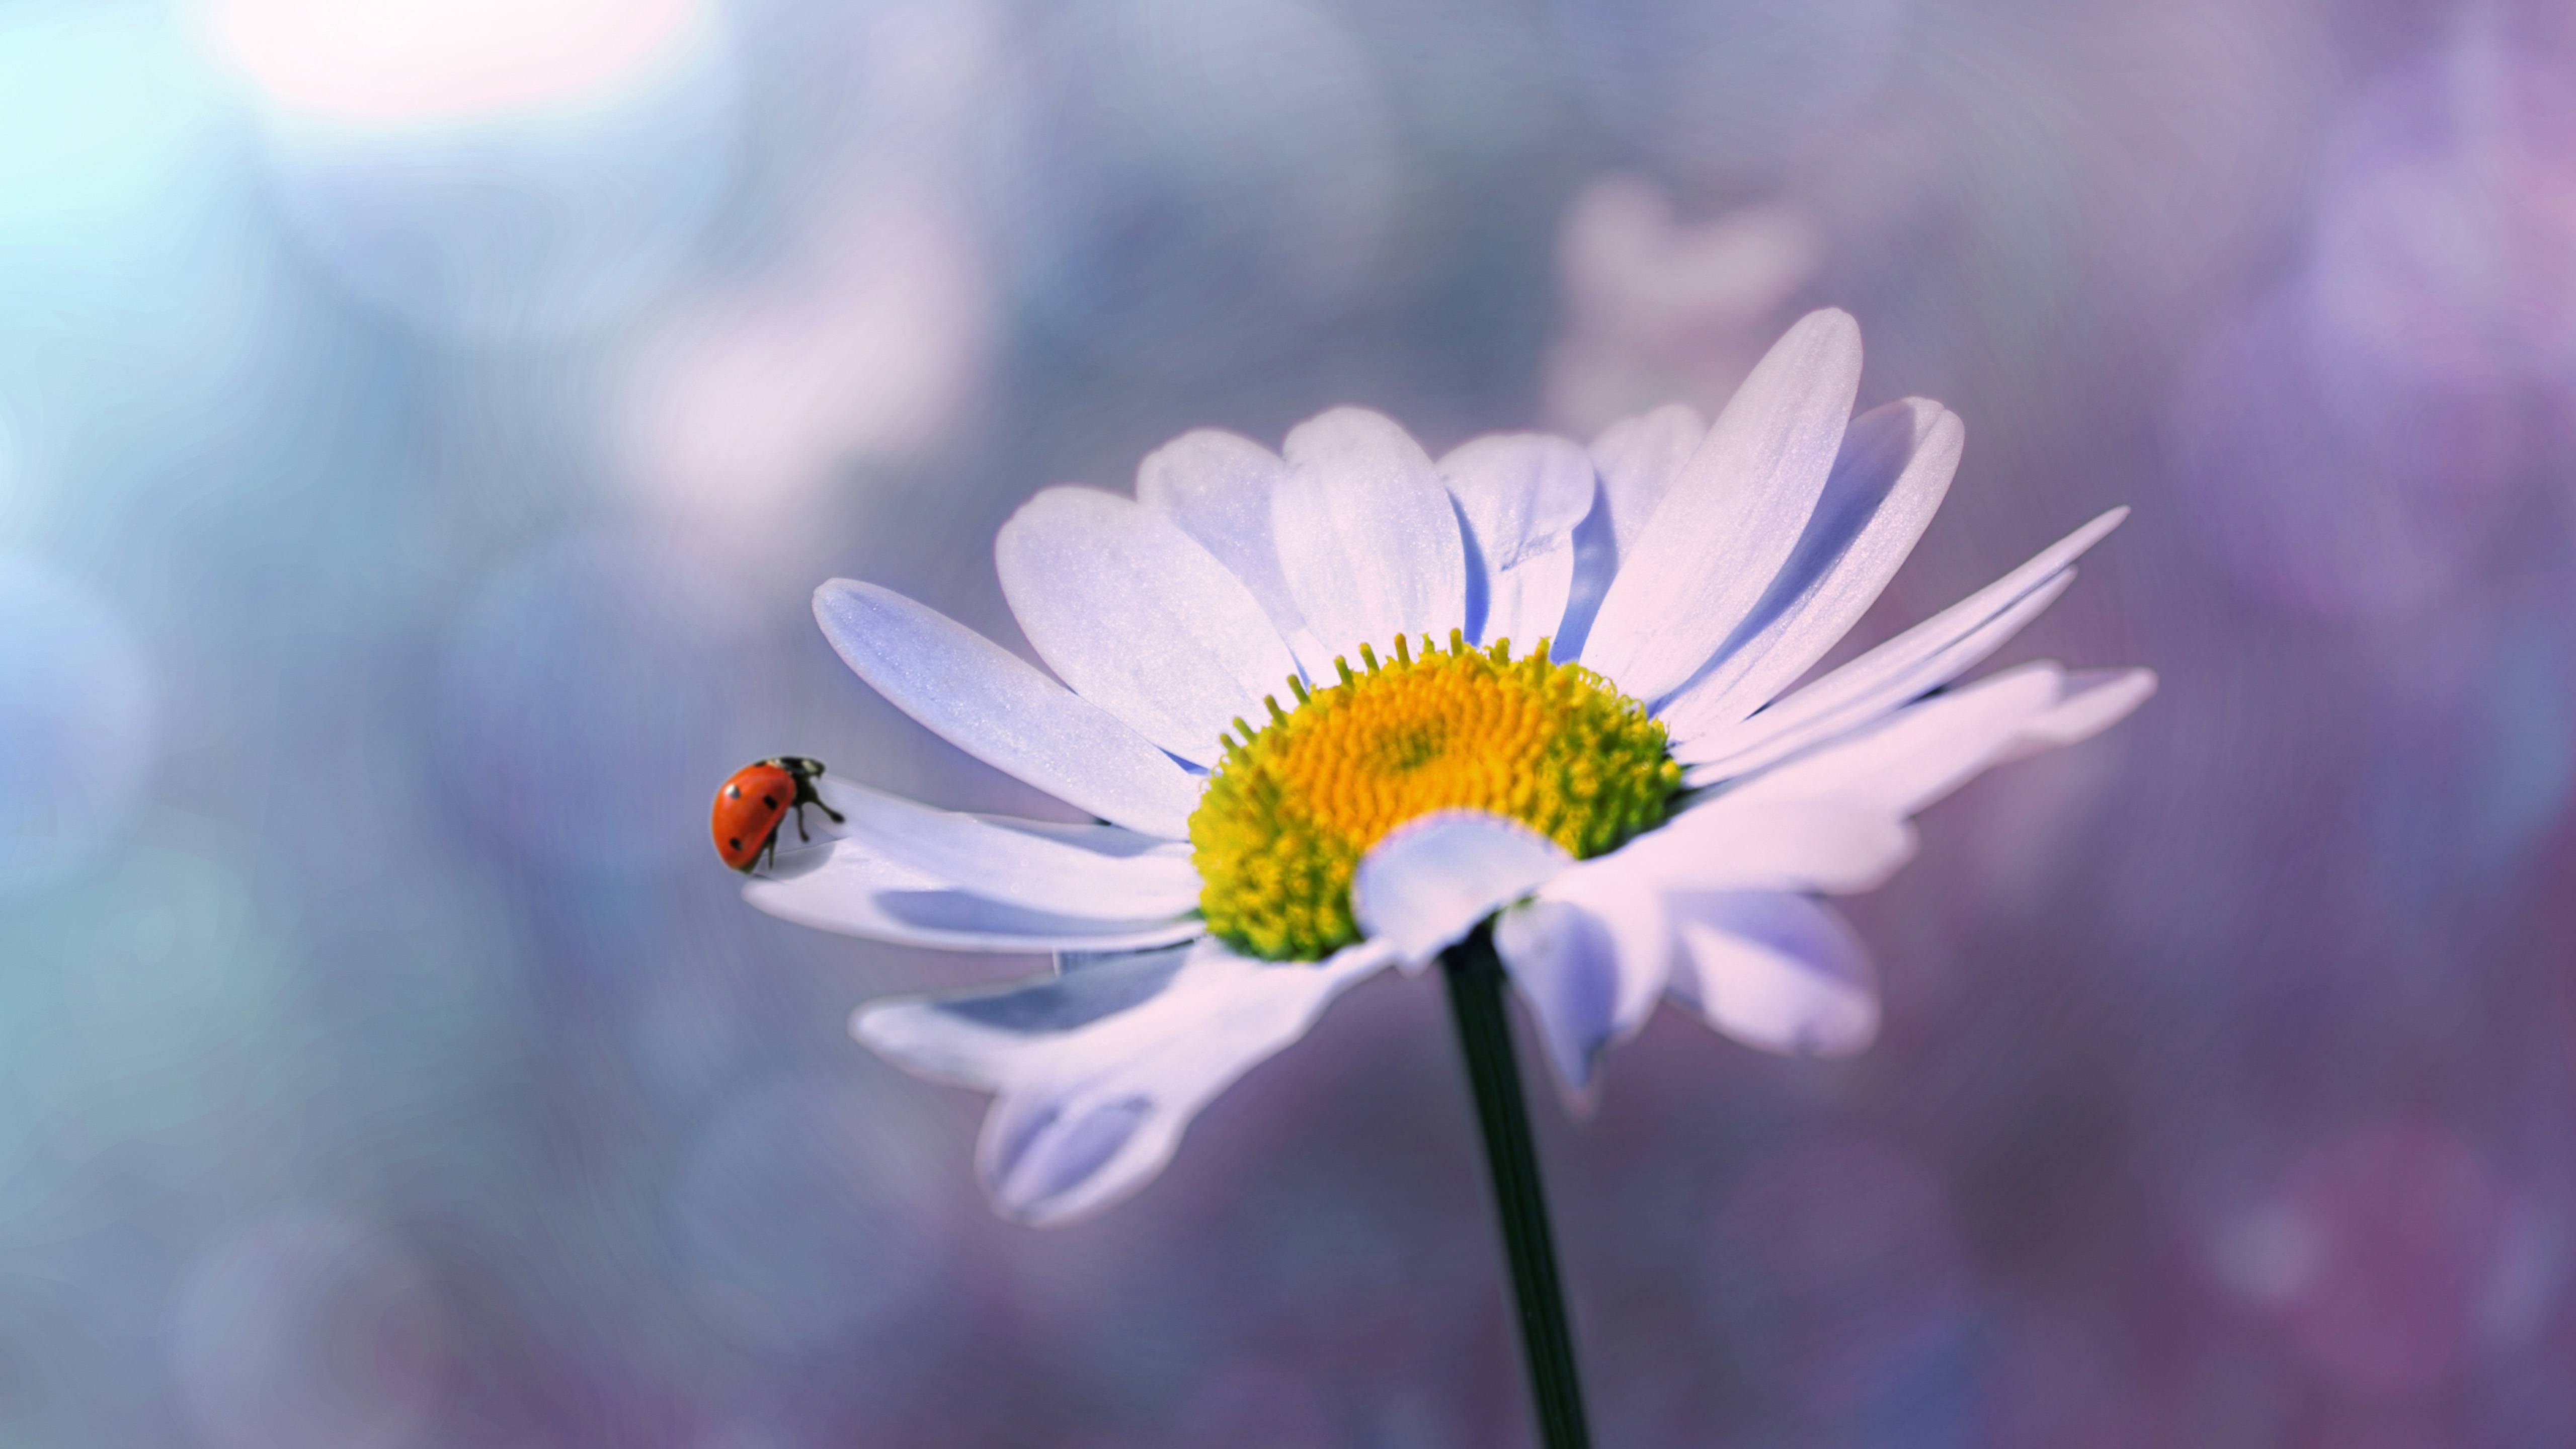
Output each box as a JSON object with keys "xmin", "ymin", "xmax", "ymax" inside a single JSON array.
[
  {"xmin": 762, "ymin": 794, "xmax": 779, "ymax": 809},
  {"xmin": 729, "ymin": 837, "xmax": 743, "ymax": 850}
]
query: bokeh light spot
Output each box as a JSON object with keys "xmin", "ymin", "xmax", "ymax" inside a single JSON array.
[
  {"xmin": 244, "ymin": 17, "xmax": 741, "ymax": 344},
  {"xmin": 0, "ymin": 7, "xmax": 219, "ymax": 255},
  {"xmin": 198, "ymin": 0, "xmax": 710, "ymax": 127},
  {"xmin": 2216, "ymin": 1117, "xmax": 2527, "ymax": 1394}
]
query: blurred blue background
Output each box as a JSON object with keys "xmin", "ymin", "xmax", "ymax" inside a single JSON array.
[{"xmin": 3, "ymin": 0, "xmax": 2572, "ymax": 1444}]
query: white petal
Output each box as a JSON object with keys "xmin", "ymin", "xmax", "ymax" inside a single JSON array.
[
  {"xmin": 745, "ymin": 842, "xmax": 1201, "ymax": 953},
  {"xmin": 1668, "ymin": 892, "xmax": 1878, "ymax": 1057},
  {"xmin": 854, "ymin": 937, "xmax": 1395, "ymax": 1224},
  {"xmin": 1599, "ymin": 797, "xmax": 1919, "ymax": 897},
  {"xmin": 1541, "ymin": 856, "xmax": 1676, "ymax": 1045},
  {"xmin": 1493, "ymin": 901, "xmax": 1618, "ymax": 1106},
  {"xmin": 1559, "ymin": 405, "xmax": 1705, "ymax": 662},
  {"xmin": 1134, "ymin": 429, "xmax": 1311, "ymax": 646},
  {"xmin": 809, "ymin": 776, "xmax": 1201, "ymax": 918},
  {"xmin": 1677, "ymin": 507, "xmax": 2125, "ymax": 772},
  {"xmin": 996, "ymin": 487, "xmax": 1300, "ymax": 764},
  {"xmin": 1493, "ymin": 867, "xmax": 1669, "ymax": 1103},
  {"xmin": 1350, "ymin": 811, "xmax": 1574, "ymax": 965},
  {"xmin": 1654, "ymin": 399, "xmax": 1962, "ymax": 737},
  {"xmin": 851, "ymin": 942, "xmax": 1201, "ymax": 1088},
  {"xmin": 1439, "ymin": 433, "xmax": 1597, "ymax": 653},
  {"xmin": 1587, "ymin": 403, "xmax": 1706, "ymax": 563},
  {"xmin": 1677, "ymin": 573, "xmax": 2076, "ymax": 782},
  {"xmin": 1555, "ymin": 488, "xmax": 1618, "ymax": 665},
  {"xmin": 1995, "ymin": 667, "xmax": 2158, "ymax": 762},
  {"xmin": 813, "ymin": 580, "xmax": 1202, "ymax": 837},
  {"xmin": 1582, "ymin": 309, "xmax": 1865, "ymax": 701},
  {"xmin": 1272, "ymin": 408, "xmax": 1467, "ymax": 667},
  {"xmin": 1710, "ymin": 660, "xmax": 2112, "ymax": 820},
  {"xmin": 1702, "ymin": 592, "xmax": 2085, "ymax": 798}
]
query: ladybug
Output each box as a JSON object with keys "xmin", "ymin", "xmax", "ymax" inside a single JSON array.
[{"xmin": 711, "ymin": 757, "xmax": 845, "ymax": 873}]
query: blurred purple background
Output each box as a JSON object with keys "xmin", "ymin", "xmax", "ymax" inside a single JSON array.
[{"xmin": 3, "ymin": 0, "xmax": 2572, "ymax": 1444}]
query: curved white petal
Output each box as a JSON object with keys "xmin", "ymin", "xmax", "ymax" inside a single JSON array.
[
  {"xmin": 1583, "ymin": 309, "xmax": 1865, "ymax": 700},
  {"xmin": 1556, "ymin": 402, "xmax": 1700, "ymax": 657},
  {"xmin": 1655, "ymin": 399, "xmax": 1962, "ymax": 734},
  {"xmin": 1540, "ymin": 855, "xmax": 1676, "ymax": 1046},
  {"xmin": 1134, "ymin": 429, "xmax": 1311, "ymax": 648},
  {"xmin": 1713, "ymin": 661, "xmax": 2138, "ymax": 818},
  {"xmin": 851, "ymin": 942, "xmax": 1200, "ymax": 1088},
  {"xmin": 1559, "ymin": 404, "xmax": 1705, "ymax": 663},
  {"xmin": 1600, "ymin": 797, "xmax": 1919, "ymax": 897},
  {"xmin": 1351, "ymin": 811, "xmax": 1573, "ymax": 966},
  {"xmin": 1668, "ymin": 891, "xmax": 1877, "ymax": 1057},
  {"xmin": 1715, "ymin": 662, "xmax": 2061, "ymax": 815},
  {"xmin": 853, "ymin": 937, "xmax": 1396, "ymax": 1224},
  {"xmin": 1494, "ymin": 867, "xmax": 1668, "ymax": 1105},
  {"xmin": 1272, "ymin": 408, "xmax": 1467, "ymax": 667},
  {"xmin": 809, "ymin": 776, "xmax": 1201, "ymax": 918},
  {"xmin": 1440, "ymin": 433, "xmax": 1597, "ymax": 653},
  {"xmin": 997, "ymin": 487, "xmax": 1299, "ymax": 764},
  {"xmin": 1588, "ymin": 403, "xmax": 1706, "ymax": 563},
  {"xmin": 745, "ymin": 843, "xmax": 1201, "ymax": 954},
  {"xmin": 1555, "ymin": 489, "xmax": 1617, "ymax": 665},
  {"xmin": 1492, "ymin": 902, "xmax": 1616, "ymax": 1103},
  {"xmin": 1995, "ymin": 667, "xmax": 2158, "ymax": 762},
  {"xmin": 1679, "ymin": 571, "xmax": 2076, "ymax": 784},
  {"xmin": 813, "ymin": 580, "xmax": 1202, "ymax": 837},
  {"xmin": 1678, "ymin": 507, "xmax": 2125, "ymax": 772}
]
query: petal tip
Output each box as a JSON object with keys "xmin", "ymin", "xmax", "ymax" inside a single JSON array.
[
  {"xmin": 1553, "ymin": 1067, "xmax": 1604, "ymax": 1120},
  {"xmin": 1802, "ymin": 1009, "xmax": 1880, "ymax": 1059},
  {"xmin": 1282, "ymin": 405, "xmax": 1408, "ymax": 458},
  {"xmin": 849, "ymin": 997, "xmax": 919, "ymax": 1056},
  {"xmin": 811, "ymin": 575, "xmax": 864, "ymax": 616},
  {"xmin": 1769, "ymin": 306, "xmax": 1864, "ymax": 378},
  {"xmin": 1782, "ymin": 304, "xmax": 1859, "ymax": 337}
]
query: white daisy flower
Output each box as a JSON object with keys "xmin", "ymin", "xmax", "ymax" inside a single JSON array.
[{"xmin": 744, "ymin": 309, "xmax": 2152, "ymax": 1228}]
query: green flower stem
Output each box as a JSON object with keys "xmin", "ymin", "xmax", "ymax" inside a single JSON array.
[{"xmin": 1440, "ymin": 926, "xmax": 1594, "ymax": 1449}]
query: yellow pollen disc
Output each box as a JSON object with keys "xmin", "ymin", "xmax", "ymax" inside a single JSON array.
[{"xmin": 1189, "ymin": 630, "xmax": 1681, "ymax": 961}]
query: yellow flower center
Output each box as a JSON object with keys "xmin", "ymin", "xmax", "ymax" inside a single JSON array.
[{"xmin": 1189, "ymin": 630, "xmax": 1680, "ymax": 960}]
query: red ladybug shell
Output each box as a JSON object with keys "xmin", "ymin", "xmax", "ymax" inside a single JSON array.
[
  {"xmin": 711, "ymin": 763, "xmax": 793, "ymax": 871},
  {"xmin": 711, "ymin": 757, "xmax": 834, "ymax": 873}
]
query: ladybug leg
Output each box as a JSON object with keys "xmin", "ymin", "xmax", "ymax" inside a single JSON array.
[
  {"xmin": 800, "ymin": 775, "xmax": 846, "ymax": 826},
  {"xmin": 789, "ymin": 775, "xmax": 844, "ymax": 844}
]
